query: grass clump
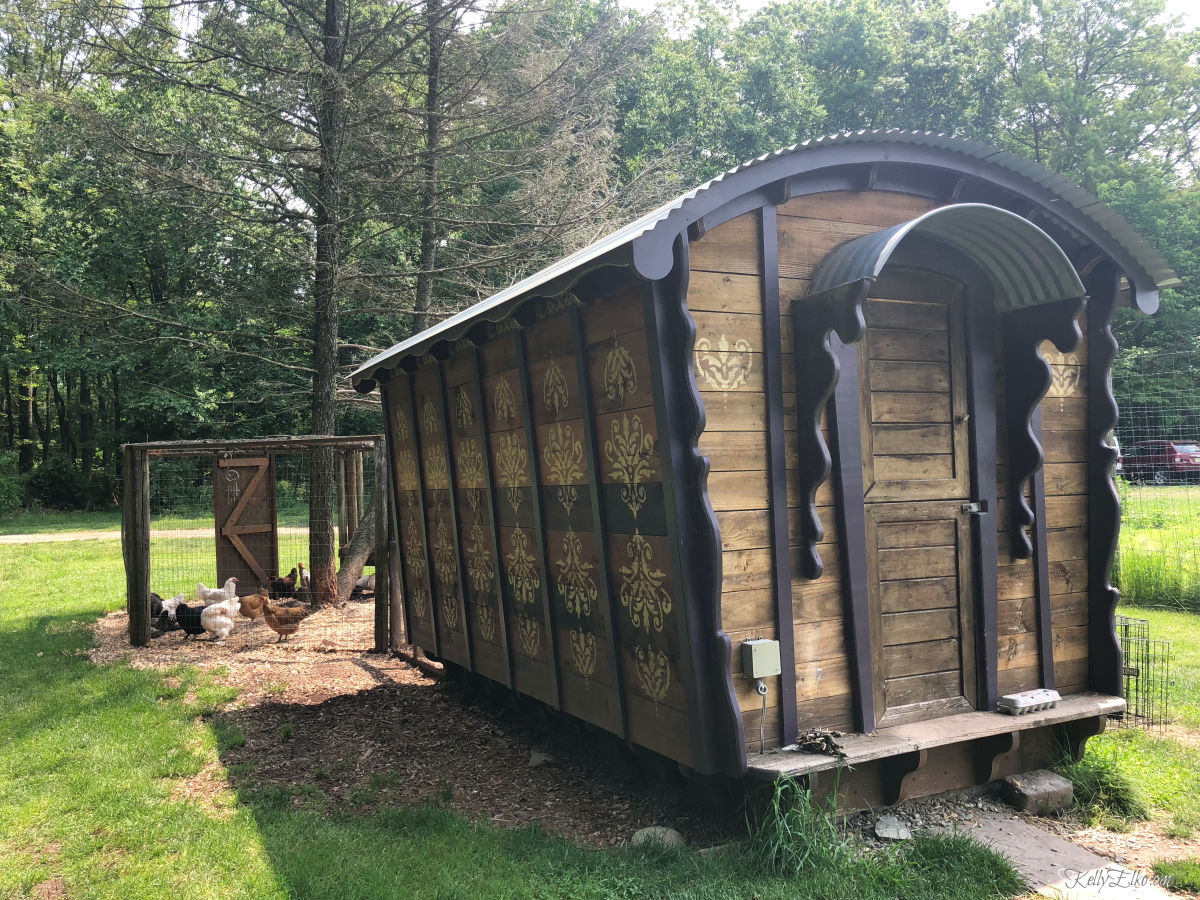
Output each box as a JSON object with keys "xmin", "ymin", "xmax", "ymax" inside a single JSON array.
[
  {"xmin": 1057, "ymin": 741, "xmax": 1150, "ymax": 827},
  {"xmin": 1154, "ymin": 857, "xmax": 1200, "ymax": 892}
]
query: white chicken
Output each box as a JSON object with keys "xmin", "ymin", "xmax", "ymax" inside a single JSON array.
[
  {"xmin": 197, "ymin": 577, "xmax": 239, "ymax": 606},
  {"xmin": 200, "ymin": 595, "xmax": 239, "ymax": 643},
  {"xmin": 160, "ymin": 593, "xmax": 187, "ymax": 622}
]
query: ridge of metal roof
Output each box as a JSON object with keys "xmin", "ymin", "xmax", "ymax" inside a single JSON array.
[{"xmin": 353, "ymin": 130, "xmax": 1178, "ymax": 390}]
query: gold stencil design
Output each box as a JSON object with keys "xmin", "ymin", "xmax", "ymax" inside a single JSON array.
[
  {"xmin": 537, "ymin": 293, "xmax": 579, "ymax": 319},
  {"xmin": 518, "ymin": 615, "xmax": 541, "ymax": 656},
  {"xmin": 555, "ymin": 529, "xmax": 597, "ymax": 618},
  {"xmin": 570, "ymin": 629, "xmax": 597, "ymax": 679},
  {"xmin": 604, "ymin": 336, "xmax": 637, "ymax": 403},
  {"xmin": 394, "ymin": 408, "xmax": 411, "ymax": 442},
  {"xmin": 457, "ymin": 438, "xmax": 485, "ymax": 514},
  {"xmin": 506, "ymin": 527, "xmax": 540, "ymax": 606},
  {"xmin": 454, "ymin": 386, "xmax": 474, "ymax": 429},
  {"xmin": 411, "ymin": 585, "xmax": 428, "ymax": 619},
  {"xmin": 476, "ymin": 604, "xmax": 495, "ymax": 641},
  {"xmin": 543, "ymin": 357, "xmax": 569, "ymax": 418},
  {"xmin": 1048, "ymin": 363, "xmax": 1081, "ymax": 397},
  {"xmin": 424, "ymin": 450, "xmax": 449, "ymax": 490},
  {"xmin": 604, "ymin": 414, "xmax": 655, "ymax": 518},
  {"xmin": 543, "ymin": 423, "xmax": 583, "ymax": 514},
  {"xmin": 695, "ymin": 334, "xmax": 753, "ymax": 397},
  {"xmin": 494, "ymin": 378, "xmax": 517, "ymax": 426},
  {"xmin": 634, "ymin": 646, "xmax": 670, "ymax": 703},
  {"xmin": 465, "ymin": 524, "xmax": 495, "ymax": 594},
  {"xmin": 396, "ymin": 452, "xmax": 418, "ymax": 491},
  {"xmin": 440, "ymin": 591, "xmax": 459, "ymax": 631},
  {"xmin": 421, "ymin": 396, "xmax": 439, "ymax": 437},
  {"xmin": 495, "ymin": 431, "xmax": 528, "ymax": 514},
  {"xmin": 403, "ymin": 522, "xmax": 426, "ymax": 581},
  {"xmin": 432, "ymin": 520, "xmax": 457, "ymax": 588},
  {"xmin": 619, "ymin": 531, "xmax": 671, "ymax": 633}
]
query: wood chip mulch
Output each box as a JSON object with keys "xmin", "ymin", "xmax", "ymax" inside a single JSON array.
[{"xmin": 90, "ymin": 604, "xmax": 737, "ymax": 849}]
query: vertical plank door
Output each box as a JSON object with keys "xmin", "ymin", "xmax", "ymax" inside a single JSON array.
[
  {"xmin": 213, "ymin": 455, "xmax": 279, "ymax": 592},
  {"xmin": 860, "ymin": 273, "xmax": 978, "ymax": 726}
]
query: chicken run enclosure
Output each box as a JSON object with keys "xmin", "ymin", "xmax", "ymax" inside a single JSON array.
[{"xmin": 121, "ymin": 435, "xmax": 399, "ymax": 649}]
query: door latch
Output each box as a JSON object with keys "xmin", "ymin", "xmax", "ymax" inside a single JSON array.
[{"xmin": 961, "ymin": 500, "xmax": 988, "ymax": 515}]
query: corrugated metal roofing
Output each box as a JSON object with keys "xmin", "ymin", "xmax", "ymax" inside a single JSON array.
[
  {"xmin": 810, "ymin": 203, "xmax": 1087, "ymax": 311},
  {"xmin": 353, "ymin": 130, "xmax": 1178, "ymax": 389}
]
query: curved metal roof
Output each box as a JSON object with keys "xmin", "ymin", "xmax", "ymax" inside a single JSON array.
[
  {"xmin": 810, "ymin": 203, "xmax": 1087, "ymax": 311},
  {"xmin": 353, "ymin": 130, "xmax": 1177, "ymax": 391}
]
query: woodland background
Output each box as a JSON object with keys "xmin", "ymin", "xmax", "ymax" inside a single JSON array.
[{"xmin": 2, "ymin": 0, "xmax": 1199, "ymax": 515}]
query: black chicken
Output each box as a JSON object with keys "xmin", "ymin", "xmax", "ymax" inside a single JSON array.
[{"xmin": 175, "ymin": 603, "xmax": 206, "ymax": 640}]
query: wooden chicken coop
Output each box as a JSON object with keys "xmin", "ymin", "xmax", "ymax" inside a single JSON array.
[
  {"xmin": 121, "ymin": 435, "xmax": 399, "ymax": 649},
  {"xmin": 352, "ymin": 131, "xmax": 1176, "ymax": 805}
]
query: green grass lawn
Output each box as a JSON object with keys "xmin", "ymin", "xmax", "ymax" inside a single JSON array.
[
  {"xmin": 1116, "ymin": 482, "xmax": 1200, "ymax": 609},
  {"xmin": 0, "ymin": 531, "xmax": 1024, "ymax": 899}
]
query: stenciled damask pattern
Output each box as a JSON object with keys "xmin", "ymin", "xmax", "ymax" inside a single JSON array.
[
  {"xmin": 395, "ymin": 451, "xmax": 418, "ymax": 491},
  {"xmin": 694, "ymin": 333, "xmax": 753, "ymax": 398},
  {"xmin": 604, "ymin": 414, "xmax": 655, "ymax": 518},
  {"xmin": 495, "ymin": 431, "xmax": 528, "ymax": 514},
  {"xmin": 569, "ymin": 629, "xmax": 597, "ymax": 679},
  {"xmin": 543, "ymin": 357, "xmax": 569, "ymax": 418},
  {"xmin": 619, "ymin": 532, "xmax": 671, "ymax": 633},
  {"xmin": 394, "ymin": 407, "xmax": 411, "ymax": 442},
  {"xmin": 421, "ymin": 396, "xmax": 439, "ymax": 437},
  {"xmin": 555, "ymin": 530, "xmax": 597, "ymax": 618},
  {"xmin": 518, "ymin": 615, "xmax": 541, "ymax": 656},
  {"xmin": 432, "ymin": 520, "xmax": 457, "ymax": 590},
  {"xmin": 454, "ymin": 386, "xmax": 474, "ymax": 429},
  {"xmin": 634, "ymin": 645, "xmax": 670, "ymax": 704},
  {"xmin": 440, "ymin": 591, "xmax": 460, "ymax": 631},
  {"xmin": 424, "ymin": 448, "xmax": 449, "ymax": 490},
  {"xmin": 402, "ymin": 522, "xmax": 428, "ymax": 619},
  {"xmin": 505, "ymin": 528, "xmax": 540, "ymax": 607},
  {"xmin": 476, "ymin": 603, "xmax": 495, "ymax": 641},
  {"xmin": 465, "ymin": 524, "xmax": 495, "ymax": 595},
  {"xmin": 457, "ymin": 438, "xmax": 485, "ymax": 515},
  {"xmin": 543, "ymin": 423, "xmax": 583, "ymax": 514},
  {"xmin": 604, "ymin": 336, "xmax": 637, "ymax": 403},
  {"xmin": 494, "ymin": 377, "xmax": 517, "ymax": 426}
]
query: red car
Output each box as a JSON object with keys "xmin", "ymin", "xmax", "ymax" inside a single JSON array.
[{"xmin": 1120, "ymin": 440, "xmax": 1200, "ymax": 484}]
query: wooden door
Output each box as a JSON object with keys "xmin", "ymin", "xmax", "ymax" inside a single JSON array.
[
  {"xmin": 860, "ymin": 274, "xmax": 978, "ymax": 726},
  {"xmin": 213, "ymin": 455, "xmax": 278, "ymax": 591}
]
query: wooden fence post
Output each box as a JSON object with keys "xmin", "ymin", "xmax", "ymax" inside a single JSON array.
[
  {"xmin": 337, "ymin": 451, "xmax": 349, "ymax": 550},
  {"xmin": 374, "ymin": 440, "xmax": 390, "ymax": 652},
  {"xmin": 122, "ymin": 445, "xmax": 151, "ymax": 647}
]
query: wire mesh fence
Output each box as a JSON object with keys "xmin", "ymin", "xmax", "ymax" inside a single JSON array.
[
  {"xmin": 1113, "ymin": 614, "xmax": 1171, "ymax": 732},
  {"xmin": 1114, "ymin": 348, "xmax": 1200, "ymax": 612},
  {"xmin": 137, "ymin": 439, "xmax": 384, "ymax": 651}
]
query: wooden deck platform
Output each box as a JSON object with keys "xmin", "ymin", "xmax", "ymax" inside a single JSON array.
[{"xmin": 746, "ymin": 693, "xmax": 1125, "ymax": 780}]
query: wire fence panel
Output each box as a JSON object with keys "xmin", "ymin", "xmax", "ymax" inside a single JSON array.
[{"xmin": 1114, "ymin": 615, "xmax": 1171, "ymax": 731}]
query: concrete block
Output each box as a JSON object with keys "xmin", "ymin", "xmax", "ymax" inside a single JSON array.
[{"xmin": 1001, "ymin": 769, "xmax": 1075, "ymax": 816}]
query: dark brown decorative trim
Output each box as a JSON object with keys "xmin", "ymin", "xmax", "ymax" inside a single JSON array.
[
  {"xmin": 515, "ymin": 333, "xmax": 563, "ymax": 710},
  {"xmin": 405, "ymin": 374, "xmax": 442, "ymax": 659},
  {"xmin": 881, "ymin": 748, "xmax": 927, "ymax": 805},
  {"xmin": 829, "ymin": 332, "xmax": 875, "ymax": 733},
  {"xmin": 435, "ymin": 362, "xmax": 475, "ymax": 672},
  {"xmin": 790, "ymin": 279, "xmax": 872, "ymax": 580},
  {"xmin": 569, "ymin": 307, "xmax": 629, "ymax": 739},
  {"xmin": 379, "ymin": 382, "xmax": 414, "ymax": 648},
  {"xmin": 646, "ymin": 234, "xmax": 742, "ymax": 777},
  {"xmin": 964, "ymin": 288, "xmax": 1000, "ymax": 712},
  {"xmin": 759, "ymin": 205, "xmax": 798, "ymax": 747},
  {"xmin": 1030, "ymin": 456, "xmax": 1056, "ymax": 690},
  {"xmin": 1086, "ymin": 263, "xmax": 1124, "ymax": 697},
  {"xmin": 1001, "ymin": 298, "xmax": 1084, "ymax": 559},
  {"xmin": 470, "ymin": 349, "xmax": 515, "ymax": 688}
]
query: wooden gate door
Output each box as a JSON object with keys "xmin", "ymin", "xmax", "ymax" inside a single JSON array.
[
  {"xmin": 214, "ymin": 455, "xmax": 279, "ymax": 590},
  {"xmin": 860, "ymin": 272, "xmax": 979, "ymax": 727}
]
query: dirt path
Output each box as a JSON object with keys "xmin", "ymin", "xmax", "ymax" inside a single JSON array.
[{"xmin": 0, "ymin": 526, "xmax": 310, "ymax": 544}]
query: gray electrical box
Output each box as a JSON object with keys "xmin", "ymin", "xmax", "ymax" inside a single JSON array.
[{"xmin": 741, "ymin": 638, "xmax": 782, "ymax": 679}]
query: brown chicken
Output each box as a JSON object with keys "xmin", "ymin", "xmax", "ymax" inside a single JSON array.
[
  {"xmin": 266, "ymin": 567, "xmax": 298, "ymax": 601},
  {"xmin": 238, "ymin": 590, "xmax": 268, "ymax": 621},
  {"xmin": 263, "ymin": 599, "xmax": 307, "ymax": 642}
]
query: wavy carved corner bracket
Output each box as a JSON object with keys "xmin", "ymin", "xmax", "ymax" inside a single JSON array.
[
  {"xmin": 1002, "ymin": 296, "xmax": 1085, "ymax": 559},
  {"xmin": 790, "ymin": 278, "xmax": 873, "ymax": 580}
]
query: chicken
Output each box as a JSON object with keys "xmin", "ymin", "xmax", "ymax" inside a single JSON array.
[
  {"xmin": 297, "ymin": 562, "xmax": 311, "ymax": 590},
  {"xmin": 175, "ymin": 603, "xmax": 207, "ymax": 640},
  {"xmin": 355, "ymin": 573, "xmax": 375, "ymax": 591},
  {"xmin": 262, "ymin": 599, "xmax": 307, "ymax": 642},
  {"xmin": 197, "ymin": 577, "xmax": 239, "ymax": 606},
  {"xmin": 150, "ymin": 592, "xmax": 186, "ymax": 636},
  {"xmin": 266, "ymin": 568, "xmax": 298, "ymax": 601},
  {"xmin": 238, "ymin": 590, "xmax": 268, "ymax": 621},
  {"xmin": 200, "ymin": 595, "xmax": 239, "ymax": 643}
]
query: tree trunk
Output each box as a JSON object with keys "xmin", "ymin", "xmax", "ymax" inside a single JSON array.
[
  {"xmin": 414, "ymin": 0, "xmax": 444, "ymax": 319},
  {"xmin": 3, "ymin": 367, "xmax": 13, "ymax": 451},
  {"xmin": 308, "ymin": 0, "xmax": 348, "ymax": 607},
  {"xmin": 17, "ymin": 367, "xmax": 33, "ymax": 473},
  {"xmin": 80, "ymin": 371, "xmax": 94, "ymax": 475},
  {"xmin": 34, "ymin": 381, "xmax": 50, "ymax": 463},
  {"xmin": 336, "ymin": 492, "xmax": 376, "ymax": 604},
  {"xmin": 51, "ymin": 373, "xmax": 73, "ymax": 462}
]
